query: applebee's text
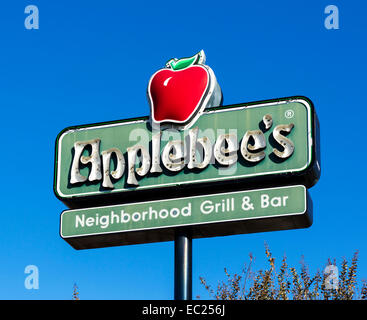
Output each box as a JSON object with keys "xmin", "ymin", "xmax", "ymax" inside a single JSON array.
[{"xmin": 69, "ymin": 114, "xmax": 295, "ymax": 188}]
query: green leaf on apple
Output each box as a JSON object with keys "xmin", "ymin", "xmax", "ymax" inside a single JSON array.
[{"xmin": 166, "ymin": 50, "xmax": 206, "ymax": 71}]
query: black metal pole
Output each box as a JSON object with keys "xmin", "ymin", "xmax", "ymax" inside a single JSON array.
[{"xmin": 174, "ymin": 229, "xmax": 192, "ymax": 300}]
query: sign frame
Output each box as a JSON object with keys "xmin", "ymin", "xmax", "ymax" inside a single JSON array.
[
  {"xmin": 54, "ymin": 96, "xmax": 320, "ymax": 209},
  {"xmin": 60, "ymin": 185, "xmax": 312, "ymax": 250}
]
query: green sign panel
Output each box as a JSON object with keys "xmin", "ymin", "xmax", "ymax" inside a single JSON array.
[
  {"xmin": 54, "ymin": 96, "xmax": 320, "ymax": 208},
  {"xmin": 61, "ymin": 185, "xmax": 311, "ymax": 249}
]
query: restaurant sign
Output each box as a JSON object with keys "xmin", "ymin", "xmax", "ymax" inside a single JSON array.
[
  {"xmin": 54, "ymin": 50, "xmax": 320, "ymax": 249},
  {"xmin": 54, "ymin": 97, "xmax": 319, "ymax": 208},
  {"xmin": 60, "ymin": 185, "xmax": 311, "ymax": 249}
]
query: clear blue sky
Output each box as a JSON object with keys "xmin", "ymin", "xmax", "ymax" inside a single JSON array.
[{"xmin": 0, "ymin": 0, "xmax": 366, "ymax": 299}]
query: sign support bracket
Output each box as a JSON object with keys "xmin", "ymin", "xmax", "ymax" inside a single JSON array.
[{"xmin": 174, "ymin": 228, "xmax": 192, "ymax": 300}]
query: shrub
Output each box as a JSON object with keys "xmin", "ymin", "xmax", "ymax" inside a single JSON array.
[{"xmin": 199, "ymin": 244, "xmax": 366, "ymax": 300}]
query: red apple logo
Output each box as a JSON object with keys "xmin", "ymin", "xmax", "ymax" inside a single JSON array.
[{"xmin": 147, "ymin": 50, "xmax": 222, "ymax": 129}]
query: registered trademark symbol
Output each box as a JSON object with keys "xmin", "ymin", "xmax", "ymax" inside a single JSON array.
[{"xmin": 285, "ymin": 109, "xmax": 294, "ymax": 119}]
